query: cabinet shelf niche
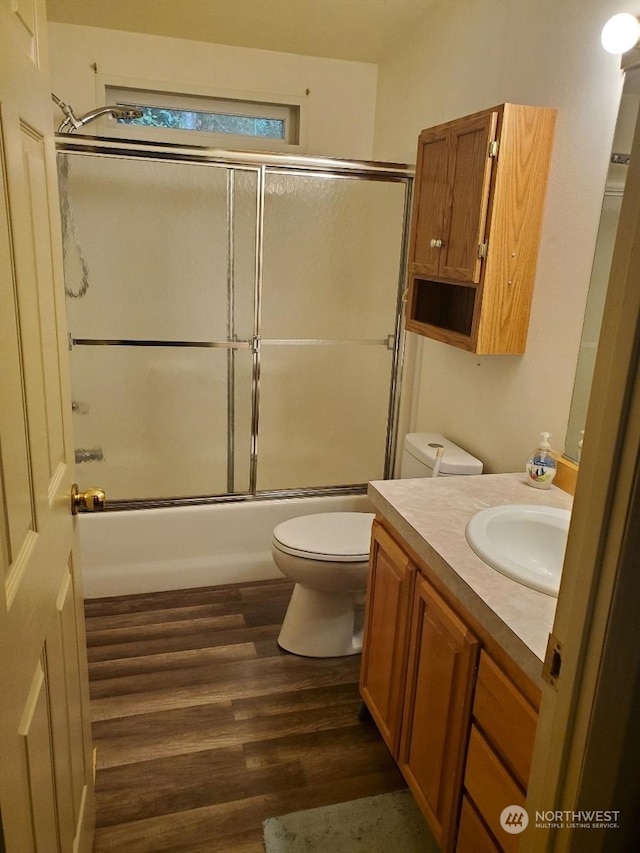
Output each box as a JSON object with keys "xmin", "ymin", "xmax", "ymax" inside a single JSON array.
[{"xmin": 407, "ymin": 278, "xmax": 477, "ymax": 346}]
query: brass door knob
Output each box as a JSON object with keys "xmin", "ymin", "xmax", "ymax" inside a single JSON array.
[
  {"xmin": 71, "ymin": 484, "xmax": 106, "ymax": 514},
  {"xmin": 429, "ymin": 238, "xmax": 443, "ymax": 248}
]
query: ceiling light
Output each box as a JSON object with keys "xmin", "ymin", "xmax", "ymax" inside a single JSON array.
[{"xmin": 601, "ymin": 12, "xmax": 640, "ymax": 54}]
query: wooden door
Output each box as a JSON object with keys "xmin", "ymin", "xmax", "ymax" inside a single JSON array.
[
  {"xmin": 440, "ymin": 110, "xmax": 497, "ymax": 283},
  {"xmin": 400, "ymin": 573, "xmax": 479, "ymax": 852},
  {"xmin": 359, "ymin": 520, "xmax": 415, "ymax": 755},
  {"xmin": 410, "ymin": 126, "xmax": 450, "ymax": 277},
  {"xmin": 0, "ymin": 2, "xmax": 95, "ymax": 851}
]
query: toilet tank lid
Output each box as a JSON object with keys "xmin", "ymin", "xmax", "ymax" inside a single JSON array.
[{"xmin": 404, "ymin": 432, "xmax": 483, "ymax": 475}]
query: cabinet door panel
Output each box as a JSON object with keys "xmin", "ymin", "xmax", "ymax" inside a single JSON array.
[
  {"xmin": 473, "ymin": 652, "xmax": 538, "ymax": 788},
  {"xmin": 400, "ymin": 574, "xmax": 479, "ymax": 850},
  {"xmin": 465, "ymin": 726, "xmax": 525, "ymax": 853},
  {"xmin": 410, "ymin": 128, "xmax": 450, "ymax": 276},
  {"xmin": 441, "ymin": 111, "xmax": 497, "ymax": 283},
  {"xmin": 360, "ymin": 521, "xmax": 415, "ymax": 754},
  {"xmin": 457, "ymin": 796, "xmax": 500, "ymax": 853}
]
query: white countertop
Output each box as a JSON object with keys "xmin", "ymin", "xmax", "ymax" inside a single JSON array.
[{"xmin": 367, "ymin": 473, "xmax": 573, "ymax": 683}]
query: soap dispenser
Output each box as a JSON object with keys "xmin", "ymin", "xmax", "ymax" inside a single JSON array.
[{"xmin": 526, "ymin": 432, "xmax": 557, "ymax": 489}]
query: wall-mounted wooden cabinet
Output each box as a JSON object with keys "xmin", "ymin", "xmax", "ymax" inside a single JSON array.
[
  {"xmin": 406, "ymin": 103, "xmax": 557, "ymax": 354},
  {"xmin": 360, "ymin": 518, "xmax": 541, "ymax": 853}
]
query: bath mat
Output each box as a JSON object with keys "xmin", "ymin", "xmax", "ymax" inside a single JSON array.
[{"xmin": 262, "ymin": 789, "xmax": 439, "ymax": 852}]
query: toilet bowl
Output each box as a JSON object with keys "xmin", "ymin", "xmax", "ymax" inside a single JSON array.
[
  {"xmin": 272, "ymin": 433, "xmax": 483, "ymax": 658},
  {"xmin": 272, "ymin": 512, "xmax": 374, "ymax": 657}
]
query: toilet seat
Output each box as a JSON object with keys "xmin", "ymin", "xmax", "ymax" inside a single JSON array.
[{"xmin": 272, "ymin": 512, "xmax": 375, "ymax": 562}]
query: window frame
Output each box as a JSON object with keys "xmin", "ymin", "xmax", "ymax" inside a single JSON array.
[{"xmin": 94, "ymin": 74, "xmax": 307, "ymax": 153}]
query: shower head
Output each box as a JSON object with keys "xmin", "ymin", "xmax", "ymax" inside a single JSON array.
[
  {"xmin": 52, "ymin": 94, "xmax": 143, "ymax": 133},
  {"xmin": 110, "ymin": 106, "xmax": 143, "ymax": 121},
  {"xmin": 74, "ymin": 105, "xmax": 143, "ymax": 129},
  {"xmin": 68, "ymin": 105, "xmax": 144, "ymax": 133}
]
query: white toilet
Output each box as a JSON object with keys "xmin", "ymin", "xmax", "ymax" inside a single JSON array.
[{"xmin": 271, "ymin": 432, "xmax": 483, "ymax": 657}]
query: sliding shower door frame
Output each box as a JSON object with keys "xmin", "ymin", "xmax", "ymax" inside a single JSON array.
[{"xmin": 56, "ymin": 135, "xmax": 413, "ymax": 510}]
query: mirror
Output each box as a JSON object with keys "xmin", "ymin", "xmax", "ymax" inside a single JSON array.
[{"xmin": 564, "ymin": 65, "xmax": 640, "ymax": 461}]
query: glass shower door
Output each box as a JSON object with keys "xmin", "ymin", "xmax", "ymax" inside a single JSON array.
[
  {"xmin": 57, "ymin": 140, "xmax": 412, "ymax": 506},
  {"xmin": 258, "ymin": 171, "xmax": 407, "ymax": 491},
  {"xmin": 60, "ymin": 153, "xmax": 258, "ymax": 501}
]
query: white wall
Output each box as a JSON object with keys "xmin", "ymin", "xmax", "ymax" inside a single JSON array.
[
  {"xmin": 49, "ymin": 7, "xmax": 634, "ymax": 476},
  {"xmin": 48, "ymin": 23, "xmax": 378, "ymax": 159},
  {"xmin": 374, "ymin": 0, "xmax": 630, "ymax": 472}
]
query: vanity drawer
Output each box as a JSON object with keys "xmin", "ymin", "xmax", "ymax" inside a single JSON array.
[
  {"xmin": 464, "ymin": 725, "xmax": 524, "ymax": 853},
  {"xmin": 473, "ymin": 652, "xmax": 538, "ymax": 787},
  {"xmin": 456, "ymin": 795, "xmax": 500, "ymax": 853}
]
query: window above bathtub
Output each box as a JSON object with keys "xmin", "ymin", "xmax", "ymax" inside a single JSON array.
[{"xmin": 95, "ymin": 76, "xmax": 306, "ymax": 153}]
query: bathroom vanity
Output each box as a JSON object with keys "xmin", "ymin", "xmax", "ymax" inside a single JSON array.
[{"xmin": 359, "ymin": 473, "xmax": 572, "ymax": 853}]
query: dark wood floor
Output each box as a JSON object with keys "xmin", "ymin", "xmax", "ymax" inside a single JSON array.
[{"xmin": 85, "ymin": 578, "xmax": 405, "ymax": 852}]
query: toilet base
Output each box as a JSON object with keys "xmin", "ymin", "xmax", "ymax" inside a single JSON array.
[{"xmin": 278, "ymin": 583, "xmax": 363, "ymax": 657}]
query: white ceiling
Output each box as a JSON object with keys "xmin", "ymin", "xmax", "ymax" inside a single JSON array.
[{"xmin": 46, "ymin": 0, "xmax": 436, "ymax": 63}]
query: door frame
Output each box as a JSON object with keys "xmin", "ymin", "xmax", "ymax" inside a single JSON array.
[{"xmin": 523, "ymin": 58, "xmax": 640, "ymax": 853}]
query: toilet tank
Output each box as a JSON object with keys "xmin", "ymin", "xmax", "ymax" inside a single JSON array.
[{"xmin": 400, "ymin": 433, "xmax": 483, "ymax": 478}]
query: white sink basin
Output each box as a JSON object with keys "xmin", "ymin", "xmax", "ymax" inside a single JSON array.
[{"xmin": 465, "ymin": 504, "xmax": 570, "ymax": 597}]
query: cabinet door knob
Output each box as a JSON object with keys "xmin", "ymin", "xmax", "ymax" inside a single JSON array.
[{"xmin": 429, "ymin": 238, "xmax": 443, "ymax": 249}]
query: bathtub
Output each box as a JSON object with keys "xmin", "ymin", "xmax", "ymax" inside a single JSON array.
[{"xmin": 78, "ymin": 493, "xmax": 372, "ymax": 598}]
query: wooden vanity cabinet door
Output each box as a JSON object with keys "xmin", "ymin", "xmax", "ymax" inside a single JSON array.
[
  {"xmin": 473, "ymin": 652, "xmax": 539, "ymax": 788},
  {"xmin": 399, "ymin": 573, "xmax": 480, "ymax": 852},
  {"xmin": 360, "ymin": 520, "xmax": 415, "ymax": 756},
  {"xmin": 464, "ymin": 726, "xmax": 525, "ymax": 853},
  {"xmin": 457, "ymin": 796, "xmax": 501, "ymax": 853}
]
